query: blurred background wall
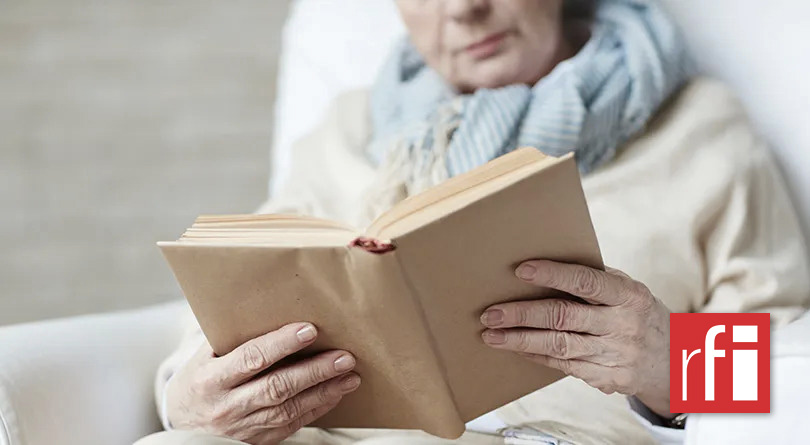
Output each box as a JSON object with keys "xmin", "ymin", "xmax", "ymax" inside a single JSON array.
[{"xmin": 0, "ymin": 0, "xmax": 291, "ymax": 325}]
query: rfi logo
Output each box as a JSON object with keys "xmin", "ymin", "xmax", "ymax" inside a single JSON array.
[{"xmin": 670, "ymin": 313, "xmax": 770, "ymax": 413}]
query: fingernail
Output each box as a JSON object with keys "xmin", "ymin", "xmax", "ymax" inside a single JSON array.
[
  {"xmin": 482, "ymin": 329, "xmax": 506, "ymax": 345},
  {"xmin": 296, "ymin": 324, "xmax": 317, "ymax": 343},
  {"xmin": 516, "ymin": 263, "xmax": 537, "ymax": 280},
  {"xmin": 481, "ymin": 309, "xmax": 504, "ymax": 327},
  {"xmin": 333, "ymin": 354, "xmax": 355, "ymax": 372},
  {"xmin": 340, "ymin": 374, "xmax": 361, "ymax": 392}
]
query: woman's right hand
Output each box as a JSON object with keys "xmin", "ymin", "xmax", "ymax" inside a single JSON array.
[{"xmin": 166, "ymin": 322, "xmax": 360, "ymax": 445}]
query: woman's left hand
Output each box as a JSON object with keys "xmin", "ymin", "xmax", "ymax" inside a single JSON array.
[{"xmin": 480, "ymin": 260, "xmax": 672, "ymax": 417}]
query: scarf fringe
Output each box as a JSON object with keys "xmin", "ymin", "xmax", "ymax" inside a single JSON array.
[
  {"xmin": 360, "ymin": 100, "xmax": 461, "ymax": 225},
  {"xmin": 363, "ymin": 0, "xmax": 691, "ymax": 224}
]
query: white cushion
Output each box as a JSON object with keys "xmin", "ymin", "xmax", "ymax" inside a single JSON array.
[
  {"xmin": 0, "ymin": 302, "xmax": 188, "ymax": 445},
  {"xmin": 272, "ymin": 0, "xmax": 810, "ymax": 239},
  {"xmin": 270, "ymin": 0, "xmax": 404, "ymax": 193}
]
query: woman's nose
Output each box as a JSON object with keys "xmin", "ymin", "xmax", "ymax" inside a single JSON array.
[{"xmin": 443, "ymin": 0, "xmax": 492, "ymax": 23}]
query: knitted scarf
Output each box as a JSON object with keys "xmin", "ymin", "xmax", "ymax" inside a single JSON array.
[{"xmin": 361, "ymin": 0, "xmax": 691, "ymax": 222}]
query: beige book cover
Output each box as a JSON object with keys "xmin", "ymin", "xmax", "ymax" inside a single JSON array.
[{"xmin": 158, "ymin": 148, "xmax": 603, "ymax": 439}]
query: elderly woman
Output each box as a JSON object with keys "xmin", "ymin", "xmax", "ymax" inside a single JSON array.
[{"xmin": 141, "ymin": 0, "xmax": 810, "ymax": 444}]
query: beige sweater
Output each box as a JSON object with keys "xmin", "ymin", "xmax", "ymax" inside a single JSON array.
[{"xmin": 156, "ymin": 78, "xmax": 810, "ymax": 444}]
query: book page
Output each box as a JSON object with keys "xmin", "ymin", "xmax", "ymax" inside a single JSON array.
[
  {"xmin": 366, "ymin": 149, "xmax": 566, "ymax": 240},
  {"xmin": 159, "ymin": 243, "xmax": 465, "ymax": 438},
  {"xmin": 191, "ymin": 214, "xmax": 357, "ymax": 231},
  {"xmin": 164, "ymin": 214, "xmax": 360, "ymax": 246},
  {"xmin": 390, "ymin": 154, "xmax": 603, "ymax": 422}
]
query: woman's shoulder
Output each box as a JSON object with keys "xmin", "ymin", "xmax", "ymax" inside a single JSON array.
[
  {"xmin": 587, "ymin": 76, "xmax": 781, "ymax": 215},
  {"xmin": 646, "ymin": 77, "xmax": 752, "ymax": 144},
  {"xmin": 317, "ymin": 88, "xmax": 374, "ymax": 149},
  {"xmin": 283, "ymin": 88, "xmax": 373, "ymax": 172},
  {"xmin": 647, "ymin": 77, "xmax": 756, "ymax": 146},
  {"xmin": 622, "ymin": 76, "xmax": 772, "ymax": 177},
  {"xmin": 667, "ymin": 77, "xmax": 747, "ymax": 118}
]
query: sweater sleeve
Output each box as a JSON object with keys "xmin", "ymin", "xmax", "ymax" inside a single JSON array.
[
  {"xmin": 151, "ymin": 166, "xmax": 321, "ymax": 431},
  {"xmin": 699, "ymin": 145, "xmax": 810, "ymax": 326},
  {"xmin": 153, "ymin": 89, "xmax": 374, "ymax": 430},
  {"xmin": 153, "ymin": 305, "xmax": 204, "ymax": 430}
]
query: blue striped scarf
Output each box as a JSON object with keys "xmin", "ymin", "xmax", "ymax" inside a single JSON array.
[{"xmin": 366, "ymin": 0, "xmax": 691, "ymax": 178}]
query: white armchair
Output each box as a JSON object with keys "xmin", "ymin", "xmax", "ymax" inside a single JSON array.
[
  {"xmin": 0, "ymin": 302, "xmax": 188, "ymax": 445},
  {"xmin": 1, "ymin": 1, "xmax": 808, "ymax": 444}
]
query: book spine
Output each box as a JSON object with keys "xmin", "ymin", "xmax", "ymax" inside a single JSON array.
[
  {"xmin": 328, "ymin": 247, "xmax": 465, "ymax": 439},
  {"xmin": 386, "ymin": 251, "xmax": 466, "ymax": 439},
  {"xmin": 348, "ymin": 236, "xmax": 396, "ymax": 254}
]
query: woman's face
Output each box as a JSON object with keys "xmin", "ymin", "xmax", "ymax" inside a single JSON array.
[{"xmin": 396, "ymin": 0, "xmax": 567, "ymax": 93}]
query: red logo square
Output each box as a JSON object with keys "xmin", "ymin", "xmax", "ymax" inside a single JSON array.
[{"xmin": 670, "ymin": 313, "xmax": 770, "ymax": 413}]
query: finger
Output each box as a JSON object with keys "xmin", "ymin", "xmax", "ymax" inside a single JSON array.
[
  {"xmin": 605, "ymin": 266, "xmax": 631, "ymax": 280},
  {"xmin": 248, "ymin": 399, "xmax": 339, "ymax": 445},
  {"xmin": 241, "ymin": 373, "xmax": 360, "ymax": 430},
  {"xmin": 482, "ymin": 328, "xmax": 602, "ymax": 360},
  {"xmin": 481, "ymin": 299, "xmax": 612, "ymax": 335},
  {"xmin": 282, "ymin": 398, "xmax": 339, "ymax": 435},
  {"xmin": 521, "ymin": 354, "xmax": 603, "ymax": 379},
  {"xmin": 229, "ymin": 350, "xmax": 357, "ymax": 412},
  {"xmin": 522, "ymin": 354, "xmax": 635, "ymax": 395},
  {"xmin": 515, "ymin": 260, "xmax": 632, "ymax": 306},
  {"xmin": 216, "ymin": 322, "xmax": 319, "ymax": 388},
  {"xmin": 184, "ymin": 341, "xmax": 216, "ymax": 369},
  {"xmin": 520, "ymin": 354, "xmax": 607, "ymax": 386}
]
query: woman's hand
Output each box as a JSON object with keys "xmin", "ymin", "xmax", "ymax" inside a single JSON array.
[
  {"xmin": 480, "ymin": 260, "xmax": 672, "ymax": 417},
  {"xmin": 166, "ymin": 322, "xmax": 360, "ymax": 445}
]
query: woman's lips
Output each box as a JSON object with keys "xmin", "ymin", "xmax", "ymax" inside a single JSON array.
[{"xmin": 465, "ymin": 31, "xmax": 509, "ymax": 60}]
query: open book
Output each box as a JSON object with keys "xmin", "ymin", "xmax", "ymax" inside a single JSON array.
[{"xmin": 158, "ymin": 147, "xmax": 603, "ymax": 439}]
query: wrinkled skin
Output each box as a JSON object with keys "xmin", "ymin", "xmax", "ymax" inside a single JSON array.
[
  {"xmin": 481, "ymin": 260, "xmax": 673, "ymax": 417},
  {"xmin": 166, "ymin": 323, "xmax": 360, "ymax": 444},
  {"xmin": 165, "ymin": 2, "xmax": 636, "ymax": 442}
]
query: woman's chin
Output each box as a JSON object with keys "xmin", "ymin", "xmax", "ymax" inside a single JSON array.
[
  {"xmin": 461, "ymin": 69, "xmax": 526, "ymax": 91},
  {"xmin": 459, "ymin": 53, "xmax": 535, "ymax": 91}
]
